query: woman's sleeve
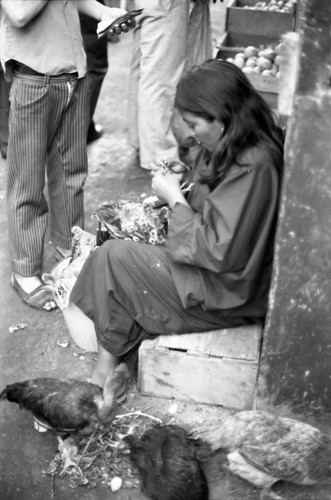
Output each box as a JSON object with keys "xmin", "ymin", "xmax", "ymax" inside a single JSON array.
[{"xmin": 167, "ymin": 163, "xmax": 278, "ymax": 273}]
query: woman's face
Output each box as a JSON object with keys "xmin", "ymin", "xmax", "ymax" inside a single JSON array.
[{"xmin": 181, "ymin": 111, "xmax": 224, "ymax": 152}]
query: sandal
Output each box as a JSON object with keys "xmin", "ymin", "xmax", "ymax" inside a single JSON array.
[{"xmin": 10, "ymin": 274, "xmax": 57, "ymax": 311}]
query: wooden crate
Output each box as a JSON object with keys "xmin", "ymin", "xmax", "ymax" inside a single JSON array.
[
  {"xmin": 216, "ymin": 32, "xmax": 279, "ymax": 108},
  {"xmin": 226, "ymin": 0, "xmax": 295, "ymax": 38},
  {"xmin": 216, "ymin": 31, "xmax": 281, "ymax": 57},
  {"xmin": 138, "ymin": 324, "xmax": 262, "ymax": 410}
]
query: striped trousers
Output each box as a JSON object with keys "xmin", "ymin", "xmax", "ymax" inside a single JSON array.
[{"xmin": 7, "ymin": 73, "xmax": 90, "ymax": 276}]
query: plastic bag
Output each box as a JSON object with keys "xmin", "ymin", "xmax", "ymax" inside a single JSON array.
[{"xmin": 184, "ymin": 2, "xmax": 213, "ymax": 74}]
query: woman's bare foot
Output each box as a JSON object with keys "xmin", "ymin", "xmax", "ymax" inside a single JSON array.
[{"xmin": 91, "ymin": 344, "xmax": 119, "ymax": 388}]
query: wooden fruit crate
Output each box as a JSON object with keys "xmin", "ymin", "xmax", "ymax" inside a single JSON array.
[
  {"xmin": 226, "ymin": 0, "xmax": 295, "ymax": 38},
  {"xmin": 138, "ymin": 324, "xmax": 262, "ymax": 410},
  {"xmin": 216, "ymin": 32, "xmax": 279, "ymax": 108},
  {"xmin": 217, "ymin": 31, "xmax": 281, "ymax": 57}
]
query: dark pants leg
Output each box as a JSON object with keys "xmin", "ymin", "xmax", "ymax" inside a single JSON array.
[
  {"xmin": 0, "ymin": 65, "xmax": 11, "ymax": 159},
  {"xmin": 71, "ymin": 239, "xmax": 240, "ymax": 357},
  {"xmin": 79, "ymin": 0, "xmax": 108, "ymax": 137}
]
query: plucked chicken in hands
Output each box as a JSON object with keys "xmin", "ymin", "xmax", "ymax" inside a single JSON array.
[{"xmin": 149, "ymin": 157, "xmax": 192, "ymax": 210}]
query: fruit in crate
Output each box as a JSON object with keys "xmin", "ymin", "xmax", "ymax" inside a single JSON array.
[
  {"xmin": 244, "ymin": 46, "xmax": 258, "ymax": 59},
  {"xmin": 226, "ymin": 43, "xmax": 282, "ymax": 78},
  {"xmin": 242, "ymin": 0, "xmax": 296, "ymax": 13}
]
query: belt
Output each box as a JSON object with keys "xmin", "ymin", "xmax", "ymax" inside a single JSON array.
[{"xmin": 13, "ymin": 62, "xmax": 78, "ymax": 82}]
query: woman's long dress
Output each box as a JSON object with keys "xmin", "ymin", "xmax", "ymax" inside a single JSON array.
[{"xmin": 70, "ymin": 145, "xmax": 279, "ymax": 356}]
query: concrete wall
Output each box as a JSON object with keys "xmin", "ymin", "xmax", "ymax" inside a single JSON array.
[{"xmin": 257, "ymin": 0, "xmax": 331, "ymax": 415}]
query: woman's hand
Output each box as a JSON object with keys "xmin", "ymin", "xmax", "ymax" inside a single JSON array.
[
  {"xmin": 149, "ymin": 157, "xmax": 189, "ymax": 184},
  {"xmin": 151, "ymin": 170, "xmax": 189, "ymax": 210}
]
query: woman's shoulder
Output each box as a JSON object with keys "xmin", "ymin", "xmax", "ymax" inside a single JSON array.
[
  {"xmin": 237, "ymin": 143, "xmax": 276, "ymax": 170},
  {"xmin": 219, "ymin": 144, "xmax": 279, "ymax": 190}
]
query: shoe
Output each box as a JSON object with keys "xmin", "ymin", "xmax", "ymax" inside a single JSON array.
[
  {"xmin": 87, "ymin": 123, "xmax": 104, "ymax": 144},
  {"xmin": 10, "ymin": 274, "xmax": 57, "ymax": 311}
]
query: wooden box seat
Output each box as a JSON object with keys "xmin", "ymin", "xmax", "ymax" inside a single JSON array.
[{"xmin": 138, "ymin": 324, "xmax": 263, "ymax": 410}]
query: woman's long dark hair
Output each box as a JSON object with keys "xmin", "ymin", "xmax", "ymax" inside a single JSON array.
[{"xmin": 175, "ymin": 59, "xmax": 284, "ymax": 188}]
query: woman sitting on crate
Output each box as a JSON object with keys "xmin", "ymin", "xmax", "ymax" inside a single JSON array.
[{"xmin": 70, "ymin": 59, "xmax": 284, "ymax": 387}]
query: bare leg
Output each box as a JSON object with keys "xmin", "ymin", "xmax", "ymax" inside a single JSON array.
[{"xmin": 91, "ymin": 343, "xmax": 119, "ymax": 387}]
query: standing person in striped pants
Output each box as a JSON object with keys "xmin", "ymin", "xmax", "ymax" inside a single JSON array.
[{"xmin": 0, "ymin": 0, "xmax": 129, "ymax": 311}]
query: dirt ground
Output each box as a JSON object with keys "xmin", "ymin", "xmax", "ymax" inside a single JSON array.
[{"xmin": 1, "ymin": 3, "xmax": 331, "ymax": 500}]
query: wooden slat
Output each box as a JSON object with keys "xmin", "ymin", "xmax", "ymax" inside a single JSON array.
[
  {"xmin": 138, "ymin": 348, "xmax": 258, "ymax": 409},
  {"xmin": 247, "ymin": 72, "xmax": 279, "ymax": 94},
  {"xmin": 226, "ymin": 6, "xmax": 294, "ymax": 37},
  {"xmin": 236, "ymin": 0, "xmax": 268, "ymax": 5},
  {"xmin": 147, "ymin": 324, "xmax": 262, "ymax": 361},
  {"xmin": 217, "ymin": 31, "xmax": 280, "ymax": 51}
]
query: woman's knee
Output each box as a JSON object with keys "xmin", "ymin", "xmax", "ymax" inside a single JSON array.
[{"xmin": 98, "ymin": 239, "xmax": 136, "ymax": 264}]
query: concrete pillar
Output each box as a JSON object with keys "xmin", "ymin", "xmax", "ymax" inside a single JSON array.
[{"xmin": 257, "ymin": 0, "xmax": 331, "ymax": 414}]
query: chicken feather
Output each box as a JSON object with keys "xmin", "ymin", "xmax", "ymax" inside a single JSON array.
[
  {"xmin": 190, "ymin": 410, "xmax": 331, "ymax": 498},
  {"xmin": 124, "ymin": 424, "xmax": 208, "ymax": 500},
  {"xmin": 0, "ymin": 363, "xmax": 130, "ymax": 435}
]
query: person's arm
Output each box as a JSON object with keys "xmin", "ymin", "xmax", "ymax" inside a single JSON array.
[
  {"xmin": 76, "ymin": 0, "xmax": 125, "ymax": 23},
  {"xmin": 167, "ymin": 163, "xmax": 278, "ymax": 272},
  {"xmin": 1, "ymin": 0, "xmax": 48, "ymax": 28},
  {"xmin": 151, "ymin": 170, "xmax": 190, "ymax": 210}
]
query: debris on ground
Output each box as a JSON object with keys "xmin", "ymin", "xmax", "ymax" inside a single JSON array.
[
  {"xmin": 42, "ymin": 409, "xmax": 165, "ymax": 490},
  {"xmin": 8, "ymin": 323, "xmax": 27, "ymax": 333}
]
